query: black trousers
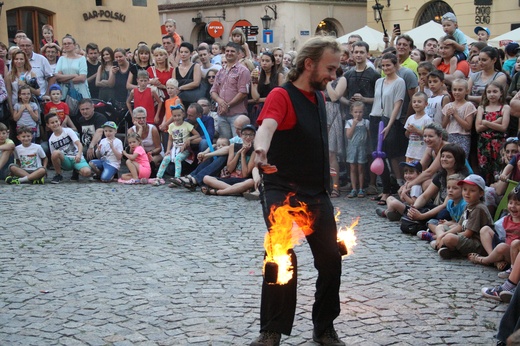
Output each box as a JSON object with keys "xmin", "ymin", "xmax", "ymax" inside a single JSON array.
[
  {"xmin": 497, "ymin": 285, "xmax": 520, "ymax": 342},
  {"xmin": 259, "ymin": 186, "xmax": 342, "ymax": 336}
]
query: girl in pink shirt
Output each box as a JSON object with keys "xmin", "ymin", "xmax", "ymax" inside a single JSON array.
[{"xmin": 119, "ymin": 133, "xmax": 151, "ymax": 184}]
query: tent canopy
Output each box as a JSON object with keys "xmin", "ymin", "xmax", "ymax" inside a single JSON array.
[
  {"xmin": 488, "ymin": 27, "xmax": 520, "ymax": 47},
  {"xmin": 403, "ymin": 20, "xmax": 476, "ymax": 49},
  {"xmin": 336, "ymin": 25, "xmax": 386, "ymax": 52}
]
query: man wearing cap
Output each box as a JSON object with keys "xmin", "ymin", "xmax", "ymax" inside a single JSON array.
[
  {"xmin": 77, "ymin": 98, "xmax": 107, "ymax": 161},
  {"xmin": 503, "ymin": 42, "xmax": 520, "ymax": 76},
  {"xmin": 474, "ymin": 26, "xmax": 490, "ymax": 44}
]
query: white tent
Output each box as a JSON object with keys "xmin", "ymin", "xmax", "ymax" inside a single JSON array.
[
  {"xmin": 404, "ymin": 20, "xmax": 476, "ymax": 48},
  {"xmin": 488, "ymin": 27, "xmax": 520, "ymax": 47},
  {"xmin": 336, "ymin": 25, "xmax": 386, "ymax": 52}
]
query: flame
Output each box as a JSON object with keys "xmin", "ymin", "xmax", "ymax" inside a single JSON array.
[
  {"xmin": 336, "ymin": 208, "xmax": 358, "ymax": 257},
  {"xmin": 263, "ymin": 193, "xmax": 314, "ymax": 285}
]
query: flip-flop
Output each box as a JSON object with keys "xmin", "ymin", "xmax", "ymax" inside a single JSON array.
[
  {"xmin": 371, "ymin": 195, "xmax": 383, "ymax": 201},
  {"xmin": 377, "ymin": 200, "xmax": 387, "ymax": 205}
]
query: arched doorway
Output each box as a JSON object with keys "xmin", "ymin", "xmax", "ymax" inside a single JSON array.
[
  {"xmin": 415, "ymin": 1, "xmax": 454, "ymax": 26},
  {"xmin": 192, "ymin": 23, "xmax": 215, "ymax": 46},
  {"xmin": 7, "ymin": 7, "xmax": 54, "ymax": 50},
  {"xmin": 314, "ymin": 18, "xmax": 341, "ymax": 37}
]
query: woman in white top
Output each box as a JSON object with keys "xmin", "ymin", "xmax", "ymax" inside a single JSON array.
[{"xmin": 127, "ymin": 106, "xmax": 163, "ymax": 168}]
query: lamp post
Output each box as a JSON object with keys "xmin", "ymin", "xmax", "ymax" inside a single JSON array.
[
  {"xmin": 260, "ymin": 4, "xmax": 277, "ymax": 30},
  {"xmin": 372, "ymin": 0, "xmax": 387, "ymax": 37}
]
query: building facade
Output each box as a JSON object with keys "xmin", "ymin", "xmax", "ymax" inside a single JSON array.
[
  {"xmin": 366, "ymin": 0, "xmax": 520, "ymax": 45},
  {"xmin": 0, "ymin": 0, "xmax": 161, "ymax": 51},
  {"xmin": 157, "ymin": 0, "xmax": 367, "ymax": 53}
]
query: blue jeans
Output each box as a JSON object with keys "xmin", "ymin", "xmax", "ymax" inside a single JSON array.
[
  {"xmin": 90, "ymin": 159, "xmax": 118, "ymax": 182},
  {"xmin": 191, "ymin": 155, "xmax": 227, "ymax": 184}
]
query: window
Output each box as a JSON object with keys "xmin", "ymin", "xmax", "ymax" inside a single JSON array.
[
  {"xmin": 7, "ymin": 7, "xmax": 53, "ymax": 51},
  {"xmin": 96, "ymin": 0, "xmax": 103, "ymax": 6},
  {"xmin": 416, "ymin": 1, "xmax": 454, "ymax": 26},
  {"xmin": 133, "ymin": 0, "xmax": 147, "ymax": 6}
]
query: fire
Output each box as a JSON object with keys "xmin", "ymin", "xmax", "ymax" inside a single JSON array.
[
  {"xmin": 335, "ymin": 209, "xmax": 358, "ymax": 257},
  {"xmin": 263, "ymin": 193, "xmax": 314, "ymax": 285}
]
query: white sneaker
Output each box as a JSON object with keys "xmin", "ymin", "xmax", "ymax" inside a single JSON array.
[
  {"xmin": 498, "ymin": 268, "xmax": 512, "ymax": 279},
  {"xmin": 430, "ymin": 240, "xmax": 437, "ymax": 249}
]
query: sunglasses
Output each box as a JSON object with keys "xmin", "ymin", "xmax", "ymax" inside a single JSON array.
[
  {"xmin": 207, "ymin": 75, "xmax": 216, "ymax": 79},
  {"xmin": 506, "ymin": 137, "xmax": 519, "ymax": 144}
]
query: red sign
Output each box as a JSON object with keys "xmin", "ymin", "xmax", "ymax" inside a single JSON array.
[{"xmin": 207, "ymin": 21, "xmax": 224, "ymax": 38}]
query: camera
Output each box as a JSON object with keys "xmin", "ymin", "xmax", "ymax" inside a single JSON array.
[{"xmin": 394, "ymin": 24, "xmax": 401, "ymax": 35}]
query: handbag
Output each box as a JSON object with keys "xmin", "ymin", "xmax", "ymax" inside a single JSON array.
[
  {"xmin": 178, "ymin": 83, "xmax": 207, "ymax": 104},
  {"xmin": 400, "ymin": 215, "xmax": 428, "ymax": 235},
  {"xmin": 65, "ymin": 82, "xmax": 83, "ymax": 115}
]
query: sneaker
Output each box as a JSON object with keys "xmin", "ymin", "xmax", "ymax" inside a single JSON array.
[
  {"xmin": 376, "ymin": 207, "xmax": 387, "ymax": 218},
  {"xmin": 430, "ymin": 240, "xmax": 437, "ymax": 250},
  {"xmin": 140, "ymin": 178, "xmax": 149, "ymax": 184},
  {"xmin": 498, "ymin": 268, "xmax": 512, "ymax": 279},
  {"xmin": 357, "ymin": 189, "xmax": 365, "ymax": 198},
  {"xmin": 417, "ymin": 230, "xmax": 434, "ymax": 242},
  {"xmin": 481, "ymin": 285, "xmax": 508, "ymax": 302},
  {"xmin": 51, "ymin": 174, "xmax": 63, "ymax": 184},
  {"xmin": 365, "ymin": 185, "xmax": 378, "ymax": 195},
  {"xmin": 347, "ymin": 189, "xmax": 357, "ymax": 198},
  {"xmin": 5, "ymin": 176, "xmax": 14, "ymax": 184},
  {"xmin": 6, "ymin": 176, "xmax": 20, "ymax": 185},
  {"xmin": 438, "ymin": 246, "xmax": 455, "ymax": 259},
  {"xmin": 500, "ymin": 287, "xmax": 516, "ymax": 303},
  {"xmin": 32, "ymin": 177, "xmax": 45, "ymax": 184},
  {"xmin": 312, "ymin": 327, "xmax": 345, "ymax": 346},
  {"xmin": 250, "ymin": 331, "xmax": 281, "ymax": 346},
  {"xmin": 386, "ymin": 210, "xmax": 402, "ymax": 222},
  {"xmin": 153, "ymin": 179, "xmax": 161, "ymax": 186},
  {"xmin": 70, "ymin": 169, "xmax": 79, "ymax": 181}
]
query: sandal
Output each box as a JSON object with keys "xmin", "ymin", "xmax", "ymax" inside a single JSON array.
[
  {"xmin": 495, "ymin": 261, "xmax": 509, "ymax": 272},
  {"xmin": 201, "ymin": 186, "xmax": 219, "ymax": 195},
  {"xmin": 468, "ymin": 253, "xmax": 485, "ymax": 264},
  {"xmin": 170, "ymin": 177, "xmax": 183, "ymax": 186},
  {"xmin": 357, "ymin": 189, "xmax": 365, "ymax": 198},
  {"xmin": 331, "ymin": 189, "xmax": 340, "ymax": 198},
  {"xmin": 180, "ymin": 176, "xmax": 197, "ymax": 191},
  {"xmin": 377, "ymin": 200, "xmax": 387, "ymax": 206},
  {"xmin": 370, "ymin": 194, "xmax": 383, "ymax": 201}
]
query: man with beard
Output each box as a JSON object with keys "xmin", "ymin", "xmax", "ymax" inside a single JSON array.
[
  {"xmin": 423, "ymin": 38, "xmax": 439, "ymax": 63},
  {"xmin": 250, "ymin": 36, "xmax": 345, "ymax": 346}
]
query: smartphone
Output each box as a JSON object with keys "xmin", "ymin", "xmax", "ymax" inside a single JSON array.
[
  {"xmin": 112, "ymin": 61, "xmax": 119, "ymax": 67},
  {"xmin": 394, "ymin": 24, "xmax": 401, "ymax": 35}
]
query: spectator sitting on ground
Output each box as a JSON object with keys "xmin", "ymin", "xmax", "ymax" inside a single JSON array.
[
  {"xmin": 436, "ymin": 174, "xmax": 494, "ymax": 260},
  {"xmin": 201, "ymin": 124, "xmax": 256, "ymax": 196},
  {"xmin": 376, "ymin": 160, "xmax": 423, "ymax": 221},
  {"xmin": 5, "ymin": 126, "xmax": 47, "ymax": 185},
  {"xmin": 0, "ymin": 123, "xmax": 15, "ymax": 179}
]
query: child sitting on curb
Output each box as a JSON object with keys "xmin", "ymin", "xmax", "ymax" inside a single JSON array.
[
  {"xmin": 436, "ymin": 174, "xmax": 494, "ymax": 259},
  {"xmin": 376, "ymin": 161, "xmax": 422, "ymax": 221}
]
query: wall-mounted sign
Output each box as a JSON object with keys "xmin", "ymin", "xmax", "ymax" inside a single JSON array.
[
  {"xmin": 83, "ymin": 10, "xmax": 126, "ymax": 23},
  {"xmin": 300, "ymin": 30, "xmax": 310, "ymax": 36},
  {"xmin": 207, "ymin": 21, "xmax": 224, "ymax": 38}
]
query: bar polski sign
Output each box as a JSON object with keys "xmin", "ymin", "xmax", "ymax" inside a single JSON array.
[{"xmin": 83, "ymin": 10, "xmax": 126, "ymax": 22}]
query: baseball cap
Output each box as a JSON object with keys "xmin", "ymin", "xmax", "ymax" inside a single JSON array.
[
  {"xmin": 102, "ymin": 121, "xmax": 118, "ymax": 130},
  {"xmin": 241, "ymin": 124, "xmax": 256, "ymax": 133},
  {"xmin": 457, "ymin": 174, "xmax": 486, "ymax": 191},
  {"xmin": 399, "ymin": 160, "xmax": 422, "ymax": 173},
  {"xmin": 505, "ymin": 42, "xmax": 520, "ymax": 55},
  {"xmin": 49, "ymin": 84, "xmax": 62, "ymax": 92},
  {"xmin": 474, "ymin": 26, "xmax": 490, "ymax": 36},
  {"xmin": 441, "ymin": 12, "xmax": 457, "ymax": 23}
]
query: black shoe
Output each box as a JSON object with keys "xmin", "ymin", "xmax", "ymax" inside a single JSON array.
[
  {"xmin": 250, "ymin": 331, "xmax": 281, "ymax": 346},
  {"xmin": 51, "ymin": 174, "xmax": 63, "ymax": 184},
  {"xmin": 70, "ymin": 169, "xmax": 79, "ymax": 181},
  {"xmin": 313, "ymin": 327, "xmax": 345, "ymax": 346}
]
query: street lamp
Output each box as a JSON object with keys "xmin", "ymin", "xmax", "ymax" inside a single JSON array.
[
  {"xmin": 260, "ymin": 4, "xmax": 277, "ymax": 30},
  {"xmin": 372, "ymin": 1, "xmax": 384, "ymax": 23}
]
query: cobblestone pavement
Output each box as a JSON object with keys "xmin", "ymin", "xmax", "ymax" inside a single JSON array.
[{"xmin": 0, "ymin": 178, "xmax": 508, "ymax": 345}]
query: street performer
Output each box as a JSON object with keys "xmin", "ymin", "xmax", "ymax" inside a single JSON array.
[{"xmin": 251, "ymin": 36, "xmax": 344, "ymax": 346}]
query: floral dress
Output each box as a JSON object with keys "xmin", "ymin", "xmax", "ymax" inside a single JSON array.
[{"xmin": 478, "ymin": 105, "xmax": 506, "ymax": 185}]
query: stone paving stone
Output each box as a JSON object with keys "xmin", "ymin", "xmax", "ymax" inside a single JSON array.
[{"xmin": 0, "ymin": 182, "xmax": 506, "ymax": 344}]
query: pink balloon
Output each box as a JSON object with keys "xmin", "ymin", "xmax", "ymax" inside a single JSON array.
[{"xmin": 370, "ymin": 157, "xmax": 384, "ymax": 175}]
